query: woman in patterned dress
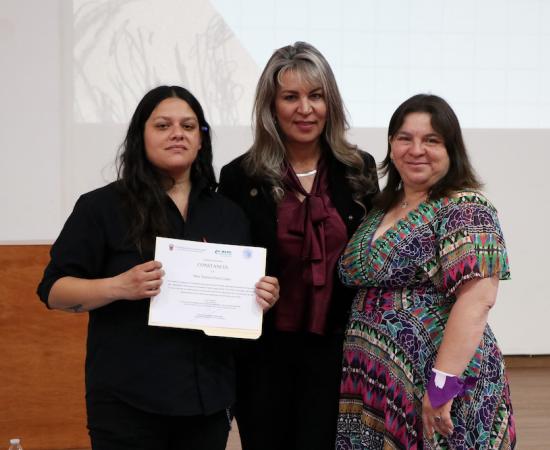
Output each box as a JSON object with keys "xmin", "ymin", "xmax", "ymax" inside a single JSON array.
[{"xmin": 336, "ymin": 94, "xmax": 515, "ymax": 450}]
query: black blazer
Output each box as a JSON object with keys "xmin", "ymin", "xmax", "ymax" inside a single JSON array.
[{"xmin": 218, "ymin": 150, "xmax": 379, "ymax": 333}]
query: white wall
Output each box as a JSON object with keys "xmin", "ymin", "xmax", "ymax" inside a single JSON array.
[
  {"xmin": 0, "ymin": 0, "xmax": 548, "ymax": 354},
  {"xmin": 0, "ymin": 0, "xmax": 63, "ymax": 243},
  {"xmin": 349, "ymin": 128, "xmax": 550, "ymax": 355}
]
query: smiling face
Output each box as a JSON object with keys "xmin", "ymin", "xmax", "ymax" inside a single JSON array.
[
  {"xmin": 274, "ymin": 70, "xmax": 327, "ymax": 150},
  {"xmin": 143, "ymin": 97, "xmax": 202, "ymax": 180},
  {"xmin": 390, "ymin": 112, "xmax": 450, "ymax": 193}
]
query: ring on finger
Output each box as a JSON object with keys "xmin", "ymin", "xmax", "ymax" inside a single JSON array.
[{"xmin": 434, "ymin": 416, "xmax": 441, "ymax": 423}]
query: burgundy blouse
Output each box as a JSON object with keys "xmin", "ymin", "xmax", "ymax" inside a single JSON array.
[{"xmin": 274, "ymin": 159, "xmax": 348, "ymax": 334}]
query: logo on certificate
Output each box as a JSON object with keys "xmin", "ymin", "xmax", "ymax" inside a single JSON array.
[
  {"xmin": 243, "ymin": 248, "xmax": 252, "ymax": 259},
  {"xmin": 169, "ymin": 243, "xmax": 174, "ymax": 251}
]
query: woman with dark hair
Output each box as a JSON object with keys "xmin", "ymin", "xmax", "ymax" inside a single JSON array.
[
  {"xmin": 37, "ymin": 85, "xmax": 279, "ymax": 450},
  {"xmin": 218, "ymin": 42, "xmax": 379, "ymax": 450},
  {"xmin": 337, "ymin": 94, "xmax": 515, "ymax": 449}
]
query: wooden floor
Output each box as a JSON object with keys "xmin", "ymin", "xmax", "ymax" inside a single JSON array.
[
  {"xmin": 226, "ymin": 356, "xmax": 550, "ymax": 450},
  {"xmin": 504, "ymin": 356, "xmax": 550, "ymax": 449}
]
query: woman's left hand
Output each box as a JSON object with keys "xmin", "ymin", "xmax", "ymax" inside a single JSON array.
[
  {"xmin": 422, "ymin": 394, "xmax": 454, "ymax": 439},
  {"xmin": 255, "ymin": 276, "xmax": 279, "ymax": 312}
]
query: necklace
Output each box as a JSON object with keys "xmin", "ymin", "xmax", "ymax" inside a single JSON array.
[
  {"xmin": 295, "ymin": 169, "xmax": 317, "ymax": 178},
  {"xmin": 400, "ymin": 194, "xmax": 428, "ymax": 209}
]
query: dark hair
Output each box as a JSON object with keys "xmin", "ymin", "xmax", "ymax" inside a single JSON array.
[
  {"xmin": 116, "ymin": 85, "xmax": 215, "ymax": 251},
  {"xmin": 376, "ymin": 93, "xmax": 482, "ymax": 211}
]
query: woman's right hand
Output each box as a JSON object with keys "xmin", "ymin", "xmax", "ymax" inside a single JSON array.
[
  {"xmin": 48, "ymin": 260, "xmax": 163, "ymax": 312},
  {"xmin": 111, "ymin": 260, "xmax": 165, "ymax": 300},
  {"xmin": 422, "ymin": 393, "xmax": 454, "ymax": 439}
]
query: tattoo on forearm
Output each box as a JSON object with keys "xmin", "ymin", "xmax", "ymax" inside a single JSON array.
[{"xmin": 65, "ymin": 304, "xmax": 85, "ymax": 313}]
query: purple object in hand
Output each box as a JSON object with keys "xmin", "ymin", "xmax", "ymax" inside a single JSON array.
[{"xmin": 427, "ymin": 371, "xmax": 477, "ymax": 408}]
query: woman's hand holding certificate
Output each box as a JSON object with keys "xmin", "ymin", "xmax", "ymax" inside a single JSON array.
[{"xmin": 148, "ymin": 237, "xmax": 269, "ymax": 339}]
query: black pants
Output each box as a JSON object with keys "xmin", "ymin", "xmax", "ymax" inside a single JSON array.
[
  {"xmin": 234, "ymin": 331, "xmax": 344, "ymax": 450},
  {"xmin": 87, "ymin": 392, "xmax": 230, "ymax": 450}
]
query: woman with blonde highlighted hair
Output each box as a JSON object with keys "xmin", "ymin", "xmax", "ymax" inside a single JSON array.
[{"xmin": 219, "ymin": 42, "xmax": 379, "ymax": 450}]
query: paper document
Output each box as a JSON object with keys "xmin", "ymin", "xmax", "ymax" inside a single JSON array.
[{"xmin": 148, "ymin": 237, "xmax": 266, "ymax": 339}]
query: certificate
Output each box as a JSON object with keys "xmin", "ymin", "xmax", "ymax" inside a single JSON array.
[{"xmin": 148, "ymin": 237, "xmax": 266, "ymax": 339}]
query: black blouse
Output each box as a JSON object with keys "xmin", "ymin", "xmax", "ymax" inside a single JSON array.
[{"xmin": 37, "ymin": 181, "xmax": 250, "ymax": 415}]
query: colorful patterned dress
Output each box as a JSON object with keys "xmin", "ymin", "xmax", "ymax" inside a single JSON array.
[{"xmin": 336, "ymin": 192, "xmax": 515, "ymax": 450}]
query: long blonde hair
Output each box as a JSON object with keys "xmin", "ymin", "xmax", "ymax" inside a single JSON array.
[{"xmin": 244, "ymin": 41, "xmax": 375, "ymax": 202}]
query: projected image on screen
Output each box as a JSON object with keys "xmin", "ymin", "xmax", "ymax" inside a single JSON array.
[
  {"xmin": 73, "ymin": 0, "xmax": 257, "ymax": 125},
  {"xmin": 74, "ymin": 0, "xmax": 550, "ymax": 128}
]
